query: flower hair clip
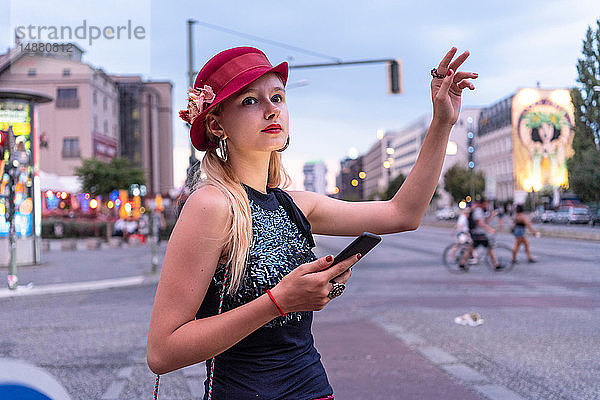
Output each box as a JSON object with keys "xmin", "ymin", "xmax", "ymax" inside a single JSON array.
[{"xmin": 178, "ymin": 85, "xmax": 216, "ymax": 124}]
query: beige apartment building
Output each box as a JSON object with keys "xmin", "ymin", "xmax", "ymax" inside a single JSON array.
[{"xmin": 0, "ymin": 43, "xmax": 173, "ymax": 195}]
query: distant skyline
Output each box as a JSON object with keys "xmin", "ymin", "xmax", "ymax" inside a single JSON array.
[{"xmin": 2, "ymin": 1, "xmax": 598, "ymax": 191}]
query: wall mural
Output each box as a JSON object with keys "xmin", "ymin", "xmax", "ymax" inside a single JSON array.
[{"xmin": 512, "ymin": 89, "xmax": 574, "ymax": 192}]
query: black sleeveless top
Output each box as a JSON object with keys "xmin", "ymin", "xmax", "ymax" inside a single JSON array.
[{"xmin": 196, "ymin": 183, "xmax": 333, "ymax": 400}]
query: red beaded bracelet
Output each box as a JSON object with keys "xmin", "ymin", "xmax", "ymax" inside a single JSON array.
[{"xmin": 266, "ymin": 289, "xmax": 286, "ymax": 317}]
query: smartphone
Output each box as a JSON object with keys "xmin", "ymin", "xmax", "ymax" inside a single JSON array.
[{"xmin": 330, "ymin": 232, "xmax": 382, "ymax": 272}]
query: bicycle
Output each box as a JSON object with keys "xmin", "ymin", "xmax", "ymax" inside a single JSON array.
[{"xmin": 442, "ymin": 234, "xmax": 515, "ymax": 273}]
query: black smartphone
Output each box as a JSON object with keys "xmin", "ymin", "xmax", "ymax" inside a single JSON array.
[{"xmin": 330, "ymin": 232, "xmax": 382, "ymax": 270}]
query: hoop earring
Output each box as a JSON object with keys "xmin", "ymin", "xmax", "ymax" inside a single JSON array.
[
  {"xmin": 276, "ymin": 136, "xmax": 290, "ymax": 152},
  {"xmin": 218, "ymin": 135, "xmax": 229, "ymax": 161}
]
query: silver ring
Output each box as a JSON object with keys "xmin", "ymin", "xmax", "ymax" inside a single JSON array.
[
  {"xmin": 430, "ymin": 68, "xmax": 446, "ymax": 79},
  {"xmin": 328, "ymin": 282, "xmax": 346, "ymax": 299}
]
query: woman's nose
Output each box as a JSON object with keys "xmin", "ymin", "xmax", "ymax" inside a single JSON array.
[{"xmin": 265, "ymin": 102, "xmax": 281, "ymax": 120}]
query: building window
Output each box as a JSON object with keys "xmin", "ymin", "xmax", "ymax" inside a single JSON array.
[
  {"xmin": 56, "ymin": 88, "xmax": 79, "ymax": 108},
  {"xmin": 27, "ymin": 68, "xmax": 36, "ymax": 76},
  {"xmin": 93, "ymin": 115, "xmax": 98, "ymax": 131},
  {"xmin": 62, "ymin": 68, "xmax": 71, "ymax": 76},
  {"xmin": 103, "ymin": 120, "xmax": 108, "ymax": 134},
  {"xmin": 93, "ymin": 91, "xmax": 97, "ymax": 105},
  {"xmin": 62, "ymin": 137, "xmax": 80, "ymax": 158},
  {"xmin": 103, "ymin": 97, "xmax": 107, "ymax": 111}
]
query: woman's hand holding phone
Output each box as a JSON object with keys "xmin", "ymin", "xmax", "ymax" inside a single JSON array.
[{"xmin": 269, "ymin": 254, "xmax": 359, "ymax": 314}]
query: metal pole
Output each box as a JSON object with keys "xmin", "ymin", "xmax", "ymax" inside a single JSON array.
[
  {"xmin": 151, "ymin": 209, "xmax": 160, "ymax": 273},
  {"xmin": 187, "ymin": 19, "xmax": 198, "ymax": 171}
]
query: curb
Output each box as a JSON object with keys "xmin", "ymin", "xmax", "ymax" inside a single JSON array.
[
  {"xmin": 41, "ymin": 237, "xmax": 149, "ymax": 252},
  {"xmin": 0, "ymin": 273, "xmax": 160, "ymax": 299}
]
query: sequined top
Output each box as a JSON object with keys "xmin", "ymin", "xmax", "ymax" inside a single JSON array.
[{"xmin": 196, "ymin": 183, "xmax": 333, "ymax": 400}]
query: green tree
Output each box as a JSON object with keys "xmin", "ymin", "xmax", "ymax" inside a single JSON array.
[
  {"xmin": 443, "ymin": 164, "xmax": 485, "ymax": 203},
  {"xmin": 380, "ymin": 173, "xmax": 406, "ymax": 201},
  {"xmin": 75, "ymin": 157, "xmax": 146, "ymax": 197},
  {"xmin": 567, "ymin": 19, "xmax": 600, "ymax": 204}
]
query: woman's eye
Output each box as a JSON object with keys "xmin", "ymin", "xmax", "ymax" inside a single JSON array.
[
  {"xmin": 242, "ymin": 97, "xmax": 257, "ymax": 106},
  {"xmin": 271, "ymin": 94, "xmax": 283, "ymax": 103}
]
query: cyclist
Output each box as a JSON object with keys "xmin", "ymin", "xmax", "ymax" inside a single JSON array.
[{"xmin": 460, "ymin": 197, "xmax": 503, "ymax": 270}]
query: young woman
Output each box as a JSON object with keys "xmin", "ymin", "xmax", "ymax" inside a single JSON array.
[
  {"xmin": 511, "ymin": 204, "xmax": 539, "ymax": 263},
  {"xmin": 147, "ymin": 46, "xmax": 477, "ymax": 399}
]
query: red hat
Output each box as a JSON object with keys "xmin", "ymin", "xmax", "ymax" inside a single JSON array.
[{"xmin": 179, "ymin": 47, "xmax": 288, "ymax": 151}]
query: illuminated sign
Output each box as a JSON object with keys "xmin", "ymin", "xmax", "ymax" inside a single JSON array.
[
  {"xmin": 0, "ymin": 100, "xmax": 34, "ymax": 237},
  {"xmin": 511, "ymin": 89, "xmax": 574, "ymax": 192}
]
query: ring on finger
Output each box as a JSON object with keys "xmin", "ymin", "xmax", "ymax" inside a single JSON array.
[
  {"xmin": 328, "ymin": 282, "xmax": 346, "ymax": 299},
  {"xmin": 430, "ymin": 68, "xmax": 446, "ymax": 79}
]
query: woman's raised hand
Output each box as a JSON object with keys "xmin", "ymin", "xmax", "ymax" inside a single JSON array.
[
  {"xmin": 269, "ymin": 254, "xmax": 358, "ymax": 314},
  {"xmin": 430, "ymin": 47, "xmax": 478, "ymax": 127}
]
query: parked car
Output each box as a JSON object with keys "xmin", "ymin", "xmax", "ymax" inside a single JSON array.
[
  {"xmin": 436, "ymin": 207, "xmax": 457, "ymax": 220},
  {"xmin": 555, "ymin": 206, "xmax": 591, "ymax": 224},
  {"xmin": 540, "ymin": 210, "xmax": 556, "ymax": 223}
]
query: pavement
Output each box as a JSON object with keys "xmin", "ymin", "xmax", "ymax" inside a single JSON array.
[{"xmin": 1, "ymin": 226, "xmax": 597, "ymax": 399}]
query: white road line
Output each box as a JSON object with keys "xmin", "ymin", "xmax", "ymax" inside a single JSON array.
[
  {"xmin": 100, "ymin": 379, "xmax": 126, "ymax": 400},
  {"xmin": 0, "ymin": 275, "xmax": 159, "ymax": 298},
  {"xmin": 417, "ymin": 346, "xmax": 459, "ymax": 364},
  {"xmin": 474, "ymin": 384, "xmax": 525, "ymax": 400}
]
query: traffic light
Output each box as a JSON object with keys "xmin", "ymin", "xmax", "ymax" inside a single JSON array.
[{"xmin": 387, "ymin": 60, "xmax": 402, "ymax": 94}]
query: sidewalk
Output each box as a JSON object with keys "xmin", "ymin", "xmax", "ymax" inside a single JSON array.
[{"xmin": 0, "ymin": 241, "xmax": 166, "ymax": 298}]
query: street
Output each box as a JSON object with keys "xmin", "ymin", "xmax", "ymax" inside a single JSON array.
[{"xmin": 1, "ymin": 226, "xmax": 599, "ymax": 400}]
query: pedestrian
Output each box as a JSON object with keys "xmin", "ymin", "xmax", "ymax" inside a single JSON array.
[
  {"xmin": 147, "ymin": 46, "xmax": 477, "ymax": 399},
  {"xmin": 511, "ymin": 204, "xmax": 539, "ymax": 263}
]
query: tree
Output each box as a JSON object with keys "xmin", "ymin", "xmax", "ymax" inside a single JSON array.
[
  {"xmin": 380, "ymin": 173, "xmax": 406, "ymax": 201},
  {"xmin": 567, "ymin": 19, "xmax": 600, "ymax": 204},
  {"xmin": 443, "ymin": 164, "xmax": 485, "ymax": 203},
  {"xmin": 75, "ymin": 157, "xmax": 146, "ymax": 197}
]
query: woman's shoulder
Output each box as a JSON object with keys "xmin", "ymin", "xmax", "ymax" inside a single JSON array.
[{"xmin": 180, "ymin": 185, "xmax": 231, "ymax": 224}]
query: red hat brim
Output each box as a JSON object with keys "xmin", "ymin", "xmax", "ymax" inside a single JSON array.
[{"xmin": 190, "ymin": 61, "xmax": 288, "ymax": 151}]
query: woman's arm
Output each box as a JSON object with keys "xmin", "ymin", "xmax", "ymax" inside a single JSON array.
[
  {"xmin": 147, "ymin": 186, "xmax": 280, "ymax": 374},
  {"xmin": 147, "ymin": 185, "xmax": 358, "ymax": 375},
  {"xmin": 288, "ymin": 48, "xmax": 477, "ymax": 236}
]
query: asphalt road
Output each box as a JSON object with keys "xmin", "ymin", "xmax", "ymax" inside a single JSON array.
[{"xmin": 0, "ymin": 226, "xmax": 598, "ymax": 399}]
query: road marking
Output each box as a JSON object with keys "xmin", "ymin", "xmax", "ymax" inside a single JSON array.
[
  {"xmin": 441, "ymin": 364, "xmax": 488, "ymax": 382},
  {"xmin": 395, "ymin": 332, "xmax": 426, "ymax": 345},
  {"xmin": 0, "ymin": 275, "xmax": 159, "ymax": 298},
  {"xmin": 101, "ymin": 379, "xmax": 126, "ymax": 400},
  {"xmin": 474, "ymin": 384, "xmax": 525, "ymax": 400},
  {"xmin": 372, "ymin": 317, "xmax": 526, "ymax": 399},
  {"xmin": 117, "ymin": 366, "xmax": 133, "ymax": 379},
  {"xmin": 417, "ymin": 346, "xmax": 458, "ymax": 364}
]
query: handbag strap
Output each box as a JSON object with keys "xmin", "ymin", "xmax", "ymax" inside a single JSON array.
[{"xmin": 154, "ymin": 267, "xmax": 230, "ymax": 400}]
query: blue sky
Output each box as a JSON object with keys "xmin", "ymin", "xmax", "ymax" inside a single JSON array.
[{"xmin": 2, "ymin": 1, "xmax": 598, "ymax": 190}]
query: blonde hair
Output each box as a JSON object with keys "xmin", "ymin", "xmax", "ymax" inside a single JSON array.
[{"xmin": 188, "ymin": 104, "xmax": 291, "ymax": 294}]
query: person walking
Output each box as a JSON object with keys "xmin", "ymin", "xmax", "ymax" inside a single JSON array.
[
  {"xmin": 146, "ymin": 46, "xmax": 477, "ymax": 399},
  {"xmin": 511, "ymin": 204, "xmax": 539, "ymax": 263}
]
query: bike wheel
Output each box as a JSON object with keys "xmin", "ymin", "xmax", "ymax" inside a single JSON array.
[
  {"xmin": 486, "ymin": 243, "xmax": 515, "ymax": 272},
  {"xmin": 442, "ymin": 243, "xmax": 470, "ymax": 273}
]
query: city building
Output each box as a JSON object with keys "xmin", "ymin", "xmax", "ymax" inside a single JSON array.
[
  {"xmin": 0, "ymin": 43, "xmax": 119, "ymax": 178},
  {"xmin": 335, "ymin": 156, "xmax": 364, "ymax": 201},
  {"xmin": 475, "ymin": 88, "xmax": 573, "ymax": 205},
  {"xmin": 111, "ymin": 75, "xmax": 174, "ymax": 196},
  {"xmin": 362, "ymin": 131, "xmax": 398, "ymax": 199},
  {"xmin": 303, "ymin": 160, "xmax": 327, "ymax": 194},
  {"xmin": 0, "ymin": 43, "xmax": 174, "ymax": 196}
]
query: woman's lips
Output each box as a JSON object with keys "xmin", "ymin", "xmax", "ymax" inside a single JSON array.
[
  {"xmin": 261, "ymin": 124, "xmax": 282, "ymax": 134},
  {"xmin": 262, "ymin": 128, "xmax": 281, "ymax": 134}
]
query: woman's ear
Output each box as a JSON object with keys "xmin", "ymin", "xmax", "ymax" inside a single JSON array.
[{"xmin": 206, "ymin": 115, "xmax": 225, "ymax": 138}]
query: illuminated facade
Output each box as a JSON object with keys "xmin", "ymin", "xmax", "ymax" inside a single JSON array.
[{"xmin": 476, "ymin": 88, "xmax": 574, "ymax": 204}]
